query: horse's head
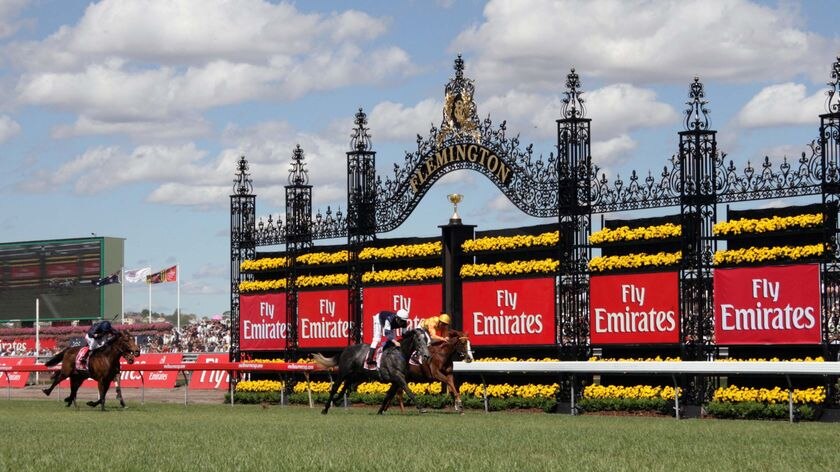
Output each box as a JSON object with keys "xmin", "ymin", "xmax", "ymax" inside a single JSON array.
[
  {"xmin": 407, "ymin": 328, "xmax": 430, "ymax": 363},
  {"xmin": 113, "ymin": 331, "xmax": 141, "ymax": 364},
  {"xmin": 449, "ymin": 330, "xmax": 474, "ymax": 363}
]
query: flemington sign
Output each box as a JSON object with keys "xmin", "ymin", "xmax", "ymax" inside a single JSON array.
[{"xmin": 409, "ymin": 143, "xmax": 512, "ymax": 194}]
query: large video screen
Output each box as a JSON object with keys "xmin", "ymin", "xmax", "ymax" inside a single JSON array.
[{"xmin": 0, "ymin": 239, "xmax": 104, "ymax": 321}]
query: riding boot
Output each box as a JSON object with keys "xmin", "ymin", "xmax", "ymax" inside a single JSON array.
[
  {"xmin": 365, "ymin": 347, "xmax": 376, "ymax": 367},
  {"xmin": 81, "ymin": 350, "xmax": 90, "ymax": 371}
]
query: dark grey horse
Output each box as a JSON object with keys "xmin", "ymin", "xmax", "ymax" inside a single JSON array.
[{"xmin": 312, "ymin": 328, "xmax": 430, "ymax": 415}]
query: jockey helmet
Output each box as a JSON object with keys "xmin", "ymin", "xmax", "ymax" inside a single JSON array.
[
  {"xmin": 438, "ymin": 314, "xmax": 451, "ymax": 325},
  {"xmin": 396, "ymin": 309, "xmax": 409, "ymax": 320}
]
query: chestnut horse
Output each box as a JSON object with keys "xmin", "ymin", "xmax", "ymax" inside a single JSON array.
[
  {"xmin": 42, "ymin": 331, "xmax": 140, "ymax": 410},
  {"xmin": 393, "ymin": 329, "xmax": 474, "ymax": 413}
]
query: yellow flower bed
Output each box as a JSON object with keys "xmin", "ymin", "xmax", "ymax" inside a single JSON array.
[
  {"xmin": 583, "ymin": 384, "xmax": 680, "ymax": 400},
  {"xmin": 239, "ymin": 279, "xmax": 286, "ymax": 292},
  {"xmin": 362, "ymin": 266, "xmax": 442, "ymax": 284},
  {"xmin": 459, "ymin": 382, "xmax": 559, "ymax": 399},
  {"xmin": 296, "ymin": 251, "xmax": 349, "ymax": 266},
  {"xmin": 462, "ymin": 231, "xmax": 559, "ymax": 253},
  {"xmin": 235, "ymin": 380, "xmax": 285, "ymax": 393},
  {"xmin": 589, "ymin": 223, "xmax": 681, "ymax": 245},
  {"xmin": 713, "ymin": 385, "xmax": 826, "ymax": 404},
  {"xmin": 293, "ymin": 381, "xmax": 334, "ymax": 394},
  {"xmin": 296, "ymin": 273, "xmax": 349, "ymax": 288},
  {"xmin": 713, "ymin": 213, "xmax": 823, "ymax": 236},
  {"xmin": 240, "ymin": 257, "xmax": 287, "ymax": 271},
  {"xmin": 358, "ymin": 242, "xmax": 442, "ymax": 260},
  {"xmin": 588, "ymin": 251, "xmax": 681, "ymax": 272},
  {"xmin": 713, "ymin": 244, "xmax": 824, "ymax": 265},
  {"xmin": 460, "ymin": 259, "xmax": 558, "ymax": 278}
]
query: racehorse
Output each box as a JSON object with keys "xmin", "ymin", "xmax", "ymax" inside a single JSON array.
[
  {"xmin": 41, "ymin": 331, "xmax": 141, "ymax": 410},
  {"xmin": 312, "ymin": 328, "xmax": 431, "ymax": 415},
  {"xmin": 392, "ymin": 329, "xmax": 474, "ymax": 414}
]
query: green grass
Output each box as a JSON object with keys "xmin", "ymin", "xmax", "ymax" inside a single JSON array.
[{"xmin": 0, "ymin": 400, "xmax": 835, "ymax": 472}]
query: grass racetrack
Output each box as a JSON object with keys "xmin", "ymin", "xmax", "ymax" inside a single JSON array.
[{"xmin": 0, "ymin": 399, "xmax": 835, "ymax": 472}]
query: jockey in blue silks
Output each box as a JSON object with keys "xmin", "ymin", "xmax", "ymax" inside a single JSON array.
[
  {"xmin": 366, "ymin": 309, "xmax": 409, "ymax": 367},
  {"xmin": 81, "ymin": 320, "xmax": 117, "ymax": 368}
]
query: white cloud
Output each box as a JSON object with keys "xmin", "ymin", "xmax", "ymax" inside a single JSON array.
[
  {"xmin": 368, "ymin": 99, "xmax": 443, "ymax": 141},
  {"xmin": 0, "ymin": 0, "xmax": 28, "ymax": 39},
  {"xmin": 734, "ymin": 82, "xmax": 825, "ymax": 128},
  {"xmin": 479, "ymin": 84, "xmax": 677, "ymax": 141},
  {"xmin": 452, "ymin": 0, "xmax": 836, "ymax": 90},
  {"xmin": 592, "ymin": 134, "xmax": 637, "ymax": 168},
  {"xmin": 0, "ymin": 114, "xmax": 21, "ymax": 142},
  {"xmin": 10, "ymin": 0, "xmax": 414, "ymax": 136}
]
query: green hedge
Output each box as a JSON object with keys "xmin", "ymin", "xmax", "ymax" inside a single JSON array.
[
  {"xmin": 705, "ymin": 401, "xmax": 818, "ymax": 421},
  {"xmin": 576, "ymin": 397, "xmax": 672, "ymax": 415}
]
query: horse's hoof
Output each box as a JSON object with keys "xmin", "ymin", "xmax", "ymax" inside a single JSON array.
[
  {"xmin": 42, "ymin": 388, "xmax": 50, "ymax": 396},
  {"xmin": 321, "ymin": 409, "xmax": 329, "ymax": 415},
  {"xmin": 86, "ymin": 401, "xmax": 97, "ymax": 408},
  {"xmin": 418, "ymin": 408, "xmax": 428, "ymax": 414}
]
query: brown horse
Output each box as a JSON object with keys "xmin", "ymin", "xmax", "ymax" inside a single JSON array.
[
  {"xmin": 42, "ymin": 331, "xmax": 140, "ymax": 410},
  {"xmin": 393, "ymin": 329, "xmax": 474, "ymax": 413}
]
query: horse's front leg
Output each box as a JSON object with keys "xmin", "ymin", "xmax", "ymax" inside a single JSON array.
[
  {"xmin": 115, "ymin": 377, "xmax": 126, "ymax": 408},
  {"xmin": 430, "ymin": 369, "xmax": 461, "ymax": 413},
  {"xmin": 378, "ymin": 384, "xmax": 400, "ymax": 415},
  {"xmin": 394, "ymin": 377, "xmax": 425, "ymax": 414}
]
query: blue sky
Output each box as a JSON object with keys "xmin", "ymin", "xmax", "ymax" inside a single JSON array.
[{"xmin": 1, "ymin": 0, "xmax": 838, "ymax": 319}]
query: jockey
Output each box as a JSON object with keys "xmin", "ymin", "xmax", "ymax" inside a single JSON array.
[
  {"xmin": 420, "ymin": 313, "xmax": 451, "ymax": 343},
  {"xmin": 366, "ymin": 309, "xmax": 409, "ymax": 367},
  {"xmin": 81, "ymin": 320, "xmax": 117, "ymax": 368}
]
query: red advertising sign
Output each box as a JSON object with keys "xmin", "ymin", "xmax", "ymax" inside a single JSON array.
[
  {"xmin": 362, "ymin": 284, "xmax": 443, "ymax": 344},
  {"xmin": 118, "ymin": 353, "xmax": 183, "ymax": 388},
  {"xmin": 188, "ymin": 354, "xmax": 230, "ymax": 390},
  {"xmin": 462, "ymin": 277, "xmax": 556, "ymax": 346},
  {"xmin": 10, "ymin": 264, "xmax": 39, "ymax": 279},
  {"xmin": 240, "ymin": 293, "xmax": 288, "ymax": 351},
  {"xmin": 82, "ymin": 259, "xmax": 100, "ymax": 275},
  {"xmin": 46, "ymin": 262, "xmax": 78, "ymax": 277},
  {"xmin": 0, "ymin": 357, "xmax": 36, "ymax": 388},
  {"xmin": 0, "ymin": 337, "xmax": 57, "ymax": 354},
  {"xmin": 590, "ymin": 272, "xmax": 680, "ymax": 344},
  {"xmin": 297, "ymin": 290, "xmax": 351, "ymax": 349},
  {"xmin": 714, "ymin": 264, "xmax": 821, "ymax": 345}
]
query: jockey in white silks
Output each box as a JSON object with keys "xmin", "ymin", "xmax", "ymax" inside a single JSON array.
[{"xmin": 366, "ymin": 309, "xmax": 409, "ymax": 367}]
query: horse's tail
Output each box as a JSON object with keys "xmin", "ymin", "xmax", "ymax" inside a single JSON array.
[
  {"xmin": 312, "ymin": 353, "xmax": 338, "ymax": 369},
  {"xmin": 44, "ymin": 348, "xmax": 70, "ymax": 367}
]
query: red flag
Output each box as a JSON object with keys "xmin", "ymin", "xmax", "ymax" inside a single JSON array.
[{"xmin": 164, "ymin": 265, "xmax": 177, "ymax": 282}]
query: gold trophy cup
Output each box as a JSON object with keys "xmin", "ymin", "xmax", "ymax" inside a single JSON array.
[{"xmin": 448, "ymin": 193, "xmax": 463, "ymax": 224}]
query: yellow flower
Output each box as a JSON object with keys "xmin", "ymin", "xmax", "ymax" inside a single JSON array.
[
  {"xmin": 588, "ymin": 251, "xmax": 681, "ymax": 272},
  {"xmin": 359, "ymin": 242, "xmax": 442, "ymax": 260},
  {"xmin": 713, "ymin": 244, "xmax": 824, "ymax": 265},
  {"xmin": 713, "ymin": 213, "xmax": 824, "ymax": 236},
  {"xmin": 460, "ymin": 259, "xmax": 558, "ymax": 278},
  {"xmin": 462, "ymin": 232, "xmax": 559, "ymax": 253},
  {"xmin": 590, "ymin": 223, "xmax": 681, "ymax": 244},
  {"xmin": 362, "ymin": 266, "xmax": 442, "ymax": 284}
]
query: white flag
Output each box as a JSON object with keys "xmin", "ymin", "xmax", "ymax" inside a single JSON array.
[{"xmin": 124, "ymin": 267, "xmax": 151, "ymax": 283}]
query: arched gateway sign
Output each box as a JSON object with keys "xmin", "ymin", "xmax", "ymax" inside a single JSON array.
[
  {"xmin": 230, "ymin": 53, "xmax": 840, "ymax": 394},
  {"xmin": 409, "ymin": 142, "xmax": 512, "ymax": 194}
]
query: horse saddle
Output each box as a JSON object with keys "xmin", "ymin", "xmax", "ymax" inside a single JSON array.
[
  {"xmin": 75, "ymin": 347, "xmax": 90, "ymax": 372},
  {"xmin": 364, "ymin": 346, "xmax": 385, "ymax": 371}
]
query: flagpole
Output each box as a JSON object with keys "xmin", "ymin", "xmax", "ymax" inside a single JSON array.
[
  {"xmin": 176, "ymin": 263, "xmax": 181, "ymax": 331},
  {"xmin": 120, "ymin": 266, "xmax": 125, "ymax": 324},
  {"xmin": 148, "ymin": 280, "xmax": 152, "ymax": 324}
]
